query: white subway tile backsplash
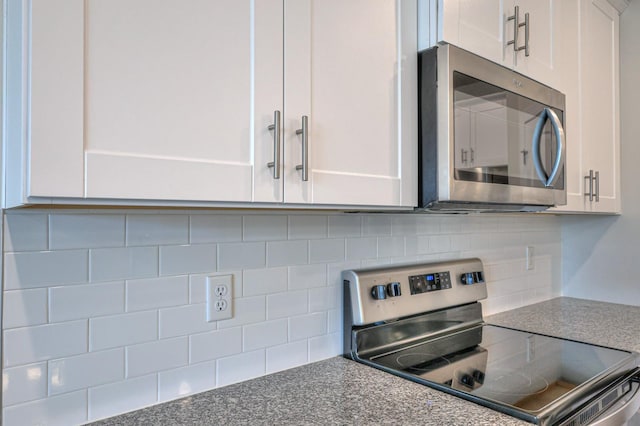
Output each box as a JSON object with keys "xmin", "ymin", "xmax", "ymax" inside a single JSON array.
[
  {"xmin": 346, "ymin": 237, "xmax": 377, "ymax": 260},
  {"xmin": 159, "ymin": 304, "xmax": 216, "ymax": 339},
  {"xmin": 126, "ymin": 276, "xmax": 188, "ymax": 311},
  {"xmin": 362, "ymin": 216, "xmax": 392, "ymax": 236},
  {"xmin": 288, "ymin": 264, "xmax": 327, "ymax": 290},
  {"xmin": 90, "ymin": 311, "xmax": 157, "ymax": 351},
  {"xmin": 391, "ymin": 216, "xmax": 418, "ymax": 235},
  {"xmin": 4, "ymin": 321, "xmax": 87, "ymax": 367},
  {"xmin": 1, "ymin": 210, "xmax": 562, "ymax": 425},
  {"xmin": 126, "ymin": 337, "xmax": 188, "ymax": 378},
  {"xmin": 243, "ymin": 319, "xmax": 288, "ymax": 351},
  {"xmin": 126, "ymin": 214, "xmax": 188, "ymax": 246},
  {"xmin": 289, "ymin": 312, "xmax": 327, "ymax": 341},
  {"xmin": 2, "ymin": 362, "xmax": 47, "ymax": 406},
  {"xmin": 309, "ymin": 287, "xmax": 333, "ymax": 313},
  {"xmin": 159, "ymin": 244, "xmax": 216, "ymax": 276},
  {"xmin": 288, "ymin": 215, "xmax": 327, "ymax": 240},
  {"xmin": 190, "ymin": 327, "xmax": 242, "ymax": 364},
  {"xmin": 4, "ymin": 213, "xmax": 48, "ymax": 252},
  {"xmin": 189, "ymin": 215, "xmax": 242, "ymax": 244},
  {"xmin": 50, "ymin": 214, "xmax": 125, "ymax": 249},
  {"xmin": 429, "ymin": 235, "xmax": 451, "ymax": 254},
  {"xmin": 377, "ymin": 236, "xmax": 405, "ymax": 258},
  {"xmin": 266, "ymin": 341, "xmax": 308, "ymax": 374},
  {"xmin": 216, "ymin": 296, "xmax": 266, "ymax": 329},
  {"xmin": 4, "ymin": 390, "xmax": 88, "ymax": 426},
  {"xmin": 88, "ymin": 375, "xmax": 157, "ymax": 422},
  {"xmin": 243, "ymin": 215, "xmax": 287, "ymax": 241},
  {"xmin": 243, "ymin": 267, "xmax": 287, "ymax": 297},
  {"xmin": 3, "ymin": 289, "xmax": 48, "ymax": 329},
  {"xmin": 90, "ymin": 246, "xmax": 158, "ymax": 282},
  {"xmin": 216, "ymin": 350, "xmax": 265, "ymax": 387},
  {"xmin": 49, "ymin": 281, "xmax": 125, "ymax": 322},
  {"xmin": 267, "ymin": 240, "xmax": 308, "ymax": 267},
  {"xmin": 309, "ymin": 332, "xmax": 342, "ymax": 362},
  {"xmin": 158, "ymin": 361, "xmax": 216, "ymax": 403},
  {"xmin": 405, "ymin": 235, "xmax": 430, "ymax": 256},
  {"xmin": 266, "ymin": 290, "xmax": 308, "ymax": 320},
  {"xmin": 309, "ymin": 239, "xmax": 345, "ymax": 263},
  {"xmin": 4, "ymin": 250, "xmax": 88, "ymax": 290},
  {"xmin": 218, "ymin": 242, "xmax": 266, "ymax": 271},
  {"xmin": 49, "ymin": 349, "xmax": 124, "ymax": 395},
  {"xmin": 328, "ymin": 215, "xmax": 361, "ymax": 237}
]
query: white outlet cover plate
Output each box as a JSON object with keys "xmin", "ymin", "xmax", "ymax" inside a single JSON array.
[{"xmin": 207, "ymin": 275, "xmax": 233, "ymax": 321}]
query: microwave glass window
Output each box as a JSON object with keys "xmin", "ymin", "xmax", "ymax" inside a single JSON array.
[{"xmin": 452, "ymin": 72, "xmax": 564, "ymax": 190}]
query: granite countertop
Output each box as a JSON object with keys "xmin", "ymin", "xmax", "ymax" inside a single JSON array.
[
  {"xmin": 90, "ymin": 297, "xmax": 640, "ymax": 426},
  {"xmin": 485, "ymin": 297, "xmax": 640, "ymax": 352}
]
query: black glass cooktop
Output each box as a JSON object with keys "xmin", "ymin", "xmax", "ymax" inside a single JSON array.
[{"xmin": 369, "ymin": 324, "xmax": 633, "ymax": 413}]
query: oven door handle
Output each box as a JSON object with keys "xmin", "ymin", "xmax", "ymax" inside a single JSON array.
[
  {"xmin": 532, "ymin": 107, "xmax": 565, "ymax": 188},
  {"xmin": 588, "ymin": 374, "xmax": 640, "ymax": 426}
]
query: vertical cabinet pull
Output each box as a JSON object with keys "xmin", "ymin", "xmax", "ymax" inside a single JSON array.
[
  {"xmin": 267, "ymin": 110, "xmax": 282, "ymax": 179},
  {"xmin": 506, "ymin": 6, "xmax": 530, "ymax": 57},
  {"xmin": 461, "ymin": 149, "xmax": 468, "ymax": 164},
  {"xmin": 295, "ymin": 116, "xmax": 309, "ymax": 181},
  {"xmin": 470, "ymin": 148, "xmax": 475, "ymax": 164},
  {"xmin": 584, "ymin": 170, "xmax": 600, "ymax": 202}
]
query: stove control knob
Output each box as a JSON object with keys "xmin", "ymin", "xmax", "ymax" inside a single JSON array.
[
  {"xmin": 371, "ymin": 285, "xmax": 387, "ymax": 300},
  {"xmin": 386, "ymin": 282, "xmax": 401, "ymax": 297},
  {"xmin": 461, "ymin": 271, "xmax": 485, "ymax": 285},
  {"xmin": 460, "ymin": 373, "xmax": 475, "ymax": 388},
  {"xmin": 460, "ymin": 272, "xmax": 475, "ymax": 285}
]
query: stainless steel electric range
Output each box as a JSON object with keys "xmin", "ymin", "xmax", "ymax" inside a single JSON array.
[{"xmin": 343, "ymin": 259, "xmax": 640, "ymax": 426}]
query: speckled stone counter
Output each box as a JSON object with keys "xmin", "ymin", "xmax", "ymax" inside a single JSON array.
[
  {"xmin": 89, "ymin": 297, "xmax": 640, "ymax": 426},
  {"xmin": 485, "ymin": 297, "xmax": 640, "ymax": 352},
  {"xmin": 89, "ymin": 357, "xmax": 527, "ymax": 426}
]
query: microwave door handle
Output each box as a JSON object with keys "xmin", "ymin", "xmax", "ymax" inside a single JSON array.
[
  {"xmin": 532, "ymin": 108, "xmax": 565, "ymax": 188},
  {"xmin": 545, "ymin": 108, "xmax": 565, "ymax": 187}
]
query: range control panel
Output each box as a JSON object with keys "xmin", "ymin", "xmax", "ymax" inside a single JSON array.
[{"xmin": 343, "ymin": 258, "xmax": 488, "ymax": 325}]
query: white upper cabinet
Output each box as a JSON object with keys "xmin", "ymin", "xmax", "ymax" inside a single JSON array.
[
  {"xmin": 3, "ymin": 0, "xmax": 417, "ymax": 209},
  {"xmin": 283, "ymin": 0, "xmax": 417, "ymax": 206},
  {"xmin": 419, "ymin": 0, "xmax": 560, "ymax": 88},
  {"xmin": 550, "ymin": 0, "xmax": 620, "ymax": 214}
]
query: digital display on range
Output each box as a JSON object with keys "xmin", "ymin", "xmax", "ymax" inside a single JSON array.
[{"xmin": 409, "ymin": 271, "xmax": 452, "ymax": 295}]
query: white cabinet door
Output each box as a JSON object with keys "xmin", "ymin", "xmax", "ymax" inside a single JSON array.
[
  {"xmin": 509, "ymin": 0, "xmax": 558, "ymax": 88},
  {"xmin": 25, "ymin": 0, "xmax": 283, "ymax": 203},
  {"xmin": 283, "ymin": 0, "xmax": 417, "ymax": 206},
  {"xmin": 547, "ymin": 0, "xmax": 619, "ymax": 214},
  {"xmin": 435, "ymin": 0, "xmax": 507, "ymax": 66},
  {"xmin": 580, "ymin": 0, "xmax": 620, "ymax": 213}
]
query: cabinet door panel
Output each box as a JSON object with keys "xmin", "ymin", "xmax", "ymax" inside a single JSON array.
[
  {"xmin": 581, "ymin": 0, "xmax": 619, "ymax": 212},
  {"xmin": 512, "ymin": 0, "xmax": 557, "ymax": 87},
  {"xmin": 30, "ymin": 0, "xmax": 283, "ymax": 203},
  {"xmin": 284, "ymin": 0, "xmax": 416, "ymax": 206},
  {"xmin": 440, "ymin": 0, "xmax": 506, "ymax": 66}
]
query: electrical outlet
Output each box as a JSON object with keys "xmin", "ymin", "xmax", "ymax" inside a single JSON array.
[
  {"xmin": 207, "ymin": 275, "xmax": 233, "ymax": 321},
  {"xmin": 526, "ymin": 246, "xmax": 535, "ymax": 270}
]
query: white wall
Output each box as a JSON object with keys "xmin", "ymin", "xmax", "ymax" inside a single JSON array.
[
  {"xmin": 1, "ymin": 210, "xmax": 561, "ymax": 425},
  {"xmin": 561, "ymin": 1, "xmax": 640, "ymax": 304}
]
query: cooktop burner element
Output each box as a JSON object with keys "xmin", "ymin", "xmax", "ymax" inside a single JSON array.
[{"xmin": 343, "ymin": 259, "xmax": 640, "ymax": 426}]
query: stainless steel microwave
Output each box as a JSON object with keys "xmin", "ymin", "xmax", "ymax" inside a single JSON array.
[{"xmin": 418, "ymin": 44, "xmax": 566, "ymax": 212}]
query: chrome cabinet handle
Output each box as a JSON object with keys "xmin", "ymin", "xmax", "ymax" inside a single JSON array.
[
  {"xmin": 507, "ymin": 7, "xmax": 530, "ymax": 57},
  {"xmin": 532, "ymin": 108, "xmax": 565, "ymax": 188},
  {"xmin": 594, "ymin": 171, "xmax": 600, "ymax": 202},
  {"xmin": 584, "ymin": 170, "xmax": 594, "ymax": 202},
  {"xmin": 267, "ymin": 110, "xmax": 281, "ymax": 179},
  {"xmin": 295, "ymin": 115, "xmax": 309, "ymax": 181},
  {"xmin": 470, "ymin": 148, "xmax": 475, "ymax": 164},
  {"xmin": 507, "ymin": 6, "xmax": 520, "ymax": 52},
  {"xmin": 460, "ymin": 149, "xmax": 468, "ymax": 164},
  {"xmin": 523, "ymin": 12, "xmax": 530, "ymax": 57}
]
